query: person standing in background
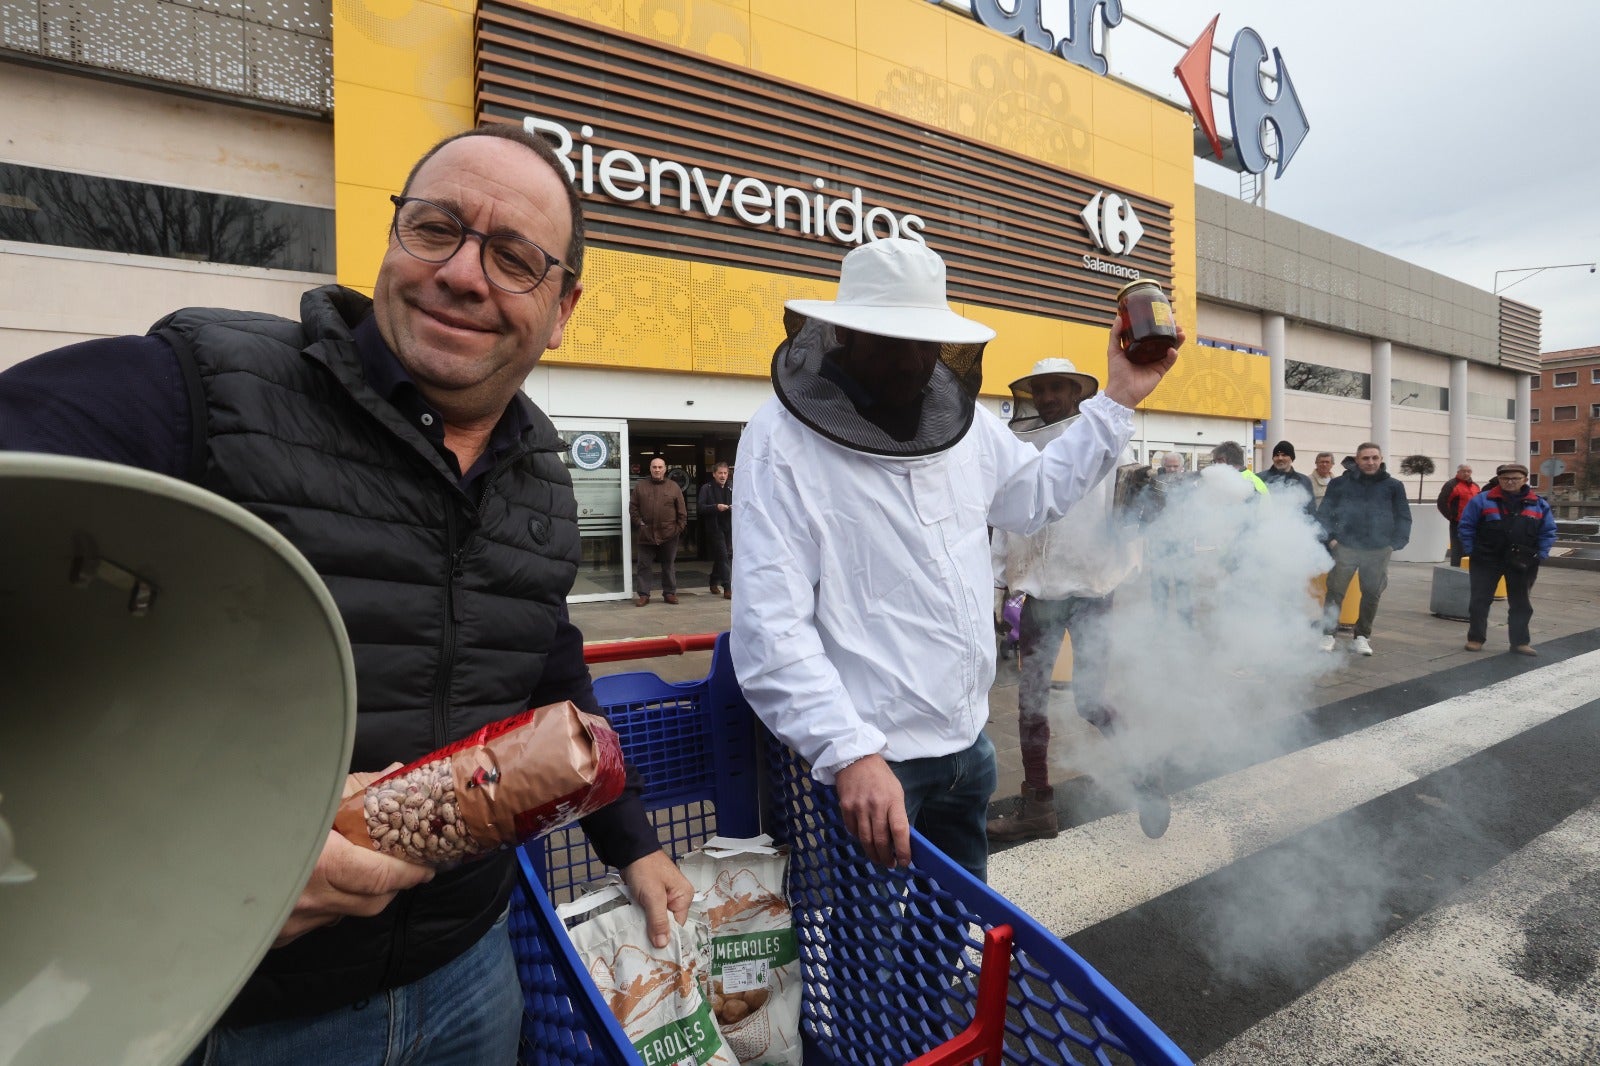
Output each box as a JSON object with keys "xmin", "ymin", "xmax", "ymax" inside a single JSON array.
[
  {"xmin": 1436, "ymin": 463, "xmax": 1480, "ymax": 567},
  {"xmin": 630, "ymin": 456, "xmax": 686, "ymax": 605},
  {"xmin": 697, "ymin": 461, "xmax": 733, "ymax": 599},
  {"xmin": 1310, "ymin": 452, "xmax": 1337, "ymax": 503}
]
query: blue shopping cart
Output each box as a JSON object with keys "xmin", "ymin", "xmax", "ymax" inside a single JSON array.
[{"xmin": 510, "ymin": 633, "xmax": 1190, "ymax": 1066}]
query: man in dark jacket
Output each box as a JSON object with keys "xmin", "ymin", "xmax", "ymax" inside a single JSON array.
[
  {"xmin": 697, "ymin": 461, "xmax": 733, "ymax": 598},
  {"xmin": 1316, "ymin": 442, "xmax": 1412, "ymax": 655},
  {"xmin": 1260, "ymin": 439, "xmax": 1315, "ymax": 514},
  {"xmin": 1435, "ymin": 463, "xmax": 1480, "ymax": 566},
  {"xmin": 0, "ymin": 125, "xmax": 691, "ymax": 1063},
  {"xmin": 630, "ymin": 455, "xmax": 688, "ymax": 604},
  {"xmin": 1460, "ymin": 463, "xmax": 1556, "ymax": 655}
]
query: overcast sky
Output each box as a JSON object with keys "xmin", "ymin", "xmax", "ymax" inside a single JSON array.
[{"xmin": 1039, "ymin": 0, "xmax": 1599, "ymax": 354}]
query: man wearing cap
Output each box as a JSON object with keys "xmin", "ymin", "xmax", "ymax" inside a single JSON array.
[
  {"xmin": 1260, "ymin": 440, "xmax": 1314, "ymax": 512},
  {"xmin": 1435, "ymin": 463, "xmax": 1480, "ymax": 567},
  {"xmin": 987, "ymin": 358, "xmax": 1161, "ymax": 842},
  {"xmin": 729, "ymin": 238, "xmax": 1181, "ymax": 882},
  {"xmin": 1458, "ymin": 463, "xmax": 1555, "ymax": 655}
]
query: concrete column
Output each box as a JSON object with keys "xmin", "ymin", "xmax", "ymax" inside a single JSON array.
[
  {"xmin": 1370, "ymin": 339, "xmax": 1392, "ymax": 458},
  {"xmin": 1515, "ymin": 373, "xmax": 1532, "ymax": 471},
  {"xmin": 1264, "ymin": 312, "xmax": 1286, "ymax": 451},
  {"xmin": 1449, "ymin": 357, "xmax": 1469, "ymax": 469}
]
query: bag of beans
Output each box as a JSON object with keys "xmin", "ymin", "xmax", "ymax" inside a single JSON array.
[
  {"xmin": 561, "ymin": 882, "xmax": 738, "ymax": 1066},
  {"xmin": 682, "ymin": 836, "xmax": 802, "ymax": 1066},
  {"xmin": 332, "ymin": 700, "xmax": 625, "ymax": 869}
]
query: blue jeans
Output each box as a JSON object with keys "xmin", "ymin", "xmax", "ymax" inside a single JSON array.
[
  {"xmin": 182, "ymin": 910, "xmax": 521, "ymax": 1066},
  {"xmin": 889, "ymin": 734, "xmax": 998, "ymax": 883}
]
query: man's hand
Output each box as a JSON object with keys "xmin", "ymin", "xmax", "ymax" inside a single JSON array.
[
  {"xmin": 275, "ymin": 766, "xmax": 434, "ymax": 948},
  {"xmin": 835, "ymin": 755, "xmax": 911, "ymax": 869},
  {"xmin": 1102, "ymin": 318, "xmax": 1186, "ymax": 409},
  {"xmin": 621, "ymin": 850, "xmax": 694, "ymax": 948}
]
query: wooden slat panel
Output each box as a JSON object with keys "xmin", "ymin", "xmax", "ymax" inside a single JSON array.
[{"xmin": 472, "ymin": 0, "xmax": 1173, "ymax": 327}]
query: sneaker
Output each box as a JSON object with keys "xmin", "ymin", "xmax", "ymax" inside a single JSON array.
[
  {"xmin": 1320, "ymin": 634, "xmax": 1336, "ymax": 653},
  {"xmin": 1353, "ymin": 635, "xmax": 1373, "ymax": 656}
]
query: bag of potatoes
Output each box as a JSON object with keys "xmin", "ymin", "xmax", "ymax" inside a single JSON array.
[
  {"xmin": 562, "ymin": 881, "xmax": 738, "ymax": 1066},
  {"xmin": 682, "ymin": 836, "xmax": 802, "ymax": 1066}
]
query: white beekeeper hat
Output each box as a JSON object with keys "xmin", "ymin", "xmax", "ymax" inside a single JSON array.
[
  {"xmin": 784, "ymin": 238, "xmax": 996, "ymax": 345},
  {"xmin": 771, "ymin": 239, "xmax": 993, "ymax": 457},
  {"xmin": 1007, "ymin": 357, "xmax": 1099, "ymax": 432}
]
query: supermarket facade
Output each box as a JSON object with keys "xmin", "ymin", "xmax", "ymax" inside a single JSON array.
[{"xmin": 0, "ymin": 0, "xmax": 1539, "ymax": 599}]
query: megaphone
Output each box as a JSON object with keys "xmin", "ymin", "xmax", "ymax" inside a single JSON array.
[{"xmin": 0, "ymin": 455, "xmax": 356, "ymax": 1065}]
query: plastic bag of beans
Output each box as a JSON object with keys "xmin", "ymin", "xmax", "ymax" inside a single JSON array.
[
  {"xmin": 682, "ymin": 836, "xmax": 802, "ymax": 1066},
  {"xmin": 562, "ymin": 881, "xmax": 738, "ymax": 1066},
  {"xmin": 332, "ymin": 700, "xmax": 625, "ymax": 869}
]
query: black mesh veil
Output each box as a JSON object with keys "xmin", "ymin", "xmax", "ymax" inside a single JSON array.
[{"xmin": 771, "ymin": 310, "xmax": 988, "ymax": 457}]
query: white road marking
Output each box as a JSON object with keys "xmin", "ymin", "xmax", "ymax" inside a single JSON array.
[
  {"xmin": 1202, "ymin": 801, "xmax": 1600, "ymax": 1064},
  {"xmin": 989, "ymin": 650, "xmax": 1600, "ymax": 936}
]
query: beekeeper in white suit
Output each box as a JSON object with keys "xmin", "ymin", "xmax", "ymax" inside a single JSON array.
[
  {"xmin": 988, "ymin": 358, "xmax": 1169, "ymax": 843},
  {"xmin": 729, "ymin": 238, "xmax": 1182, "ymax": 882}
]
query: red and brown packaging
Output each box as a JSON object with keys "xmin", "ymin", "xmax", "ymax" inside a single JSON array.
[{"xmin": 332, "ymin": 700, "xmax": 626, "ymax": 869}]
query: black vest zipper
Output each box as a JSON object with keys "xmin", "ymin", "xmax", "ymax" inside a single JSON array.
[{"xmin": 434, "ymin": 504, "xmax": 463, "ymax": 750}]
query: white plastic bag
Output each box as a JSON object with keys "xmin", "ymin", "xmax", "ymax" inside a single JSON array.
[
  {"xmin": 563, "ymin": 882, "xmax": 737, "ymax": 1066},
  {"xmin": 681, "ymin": 835, "xmax": 803, "ymax": 1066}
]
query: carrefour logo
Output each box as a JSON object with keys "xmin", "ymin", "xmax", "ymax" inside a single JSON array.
[
  {"xmin": 1079, "ymin": 191, "xmax": 1144, "ymax": 255},
  {"xmin": 1079, "ymin": 191, "xmax": 1144, "ymax": 280}
]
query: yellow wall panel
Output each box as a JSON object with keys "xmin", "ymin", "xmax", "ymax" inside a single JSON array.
[
  {"xmin": 1088, "ymin": 137, "xmax": 1154, "ymax": 197},
  {"xmin": 625, "ymin": 0, "xmax": 752, "ymax": 64},
  {"xmin": 1146, "ymin": 346, "xmax": 1271, "ymax": 420},
  {"xmin": 333, "ymin": 0, "xmax": 473, "ymax": 98},
  {"xmin": 334, "ymin": 82, "xmax": 471, "ymax": 195},
  {"xmin": 335, "ymin": 184, "xmax": 402, "ymax": 296},
  {"xmin": 526, "ymin": 0, "xmax": 626, "ymax": 29},
  {"xmin": 1090, "ymin": 80, "xmax": 1153, "ymax": 157},
  {"xmin": 558, "ymin": 248, "xmax": 696, "ymax": 371},
  {"xmin": 857, "ymin": 52, "xmax": 953, "ymax": 133},
  {"xmin": 856, "ymin": 0, "xmax": 946, "ymax": 79},
  {"xmin": 750, "ymin": 0, "xmax": 853, "ymax": 46},
  {"xmin": 750, "ymin": 16, "xmax": 857, "ymax": 100}
]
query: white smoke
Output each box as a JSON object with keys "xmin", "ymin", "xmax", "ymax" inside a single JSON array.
[{"xmin": 1094, "ymin": 468, "xmax": 1341, "ymax": 779}]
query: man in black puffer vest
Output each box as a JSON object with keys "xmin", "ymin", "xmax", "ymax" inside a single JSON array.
[{"xmin": 0, "ymin": 126, "xmax": 692, "ymax": 1063}]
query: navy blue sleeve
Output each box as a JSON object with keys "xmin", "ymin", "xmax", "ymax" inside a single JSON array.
[
  {"xmin": 535, "ymin": 607, "xmax": 661, "ymax": 869},
  {"xmin": 0, "ymin": 334, "xmax": 193, "ymax": 479}
]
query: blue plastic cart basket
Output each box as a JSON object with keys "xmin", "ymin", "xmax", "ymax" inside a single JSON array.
[{"xmin": 510, "ymin": 633, "xmax": 1190, "ymax": 1066}]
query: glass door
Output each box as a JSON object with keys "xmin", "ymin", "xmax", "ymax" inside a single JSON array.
[{"xmin": 554, "ymin": 418, "xmax": 631, "ymax": 602}]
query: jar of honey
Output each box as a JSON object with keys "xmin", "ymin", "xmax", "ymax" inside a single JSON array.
[{"xmin": 1116, "ymin": 280, "xmax": 1178, "ymax": 365}]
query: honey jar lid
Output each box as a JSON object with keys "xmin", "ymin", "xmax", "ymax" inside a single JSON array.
[{"xmin": 1115, "ymin": 278, "xmax": 1163, "ymax": 300}]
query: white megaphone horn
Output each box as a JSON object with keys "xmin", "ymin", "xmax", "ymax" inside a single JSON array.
[{"xmin": 0, "ymin": 454, "xmax": 356, "ymax": 1066}]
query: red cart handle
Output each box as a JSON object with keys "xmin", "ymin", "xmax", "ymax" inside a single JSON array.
[
  {"xmin": 906, "ymin": 924, "xmax": 1015, "ymax": 1066},
  {"xmin": 581, "ymin": 633, "xmax": 718, "ymax": 664}
]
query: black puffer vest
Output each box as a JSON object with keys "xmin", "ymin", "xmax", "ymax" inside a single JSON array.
[{"xmin": 153, "ymin": 285, "xmax": 580, "ymax": 1025}]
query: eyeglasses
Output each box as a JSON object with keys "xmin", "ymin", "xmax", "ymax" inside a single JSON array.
[{"xmin": 389, "ymin": 195, "xmax": 570, "ymax": 294}]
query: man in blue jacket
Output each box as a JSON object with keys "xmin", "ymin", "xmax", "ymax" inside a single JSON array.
[
  {"xmin": 1459, "ymin": 463, "xmax": 1557, "ymax": 655},
  {"xmin": 1316, "ymin": 442, "xmax": 1412, "ymax": 655}
]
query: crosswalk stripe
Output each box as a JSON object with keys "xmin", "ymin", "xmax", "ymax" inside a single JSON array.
[
  {"xmin": 988, "ymin": 649, "xmax": 1600, "ymax": 937},
  {"xmin": 1201, "ymin": 800, "xmax": 1600, "ymax": 1064}
]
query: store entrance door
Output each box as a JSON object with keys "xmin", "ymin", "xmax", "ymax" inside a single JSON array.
[
  {"xmin": 629, "ymin": 425, "xmax": 741, "ymax": 587},
  {"xmin": 554, "ymin": 417, "xmax": 631, "ymax": 602}
]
